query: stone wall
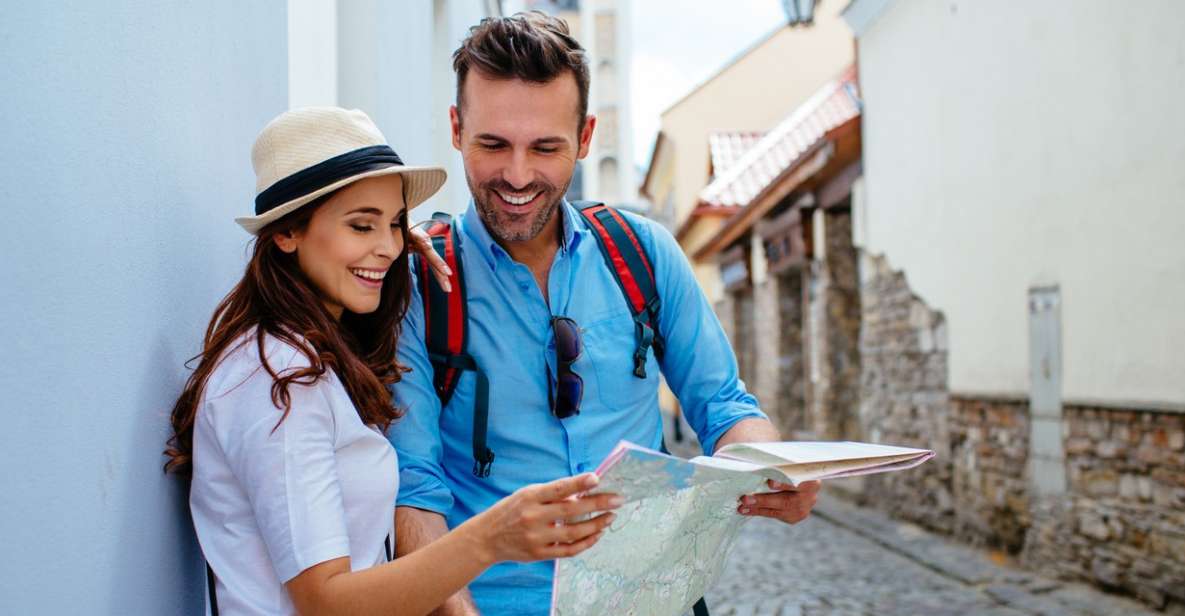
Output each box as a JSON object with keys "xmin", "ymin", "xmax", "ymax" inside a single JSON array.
[
  {"xmin": 949, "ymin": 396, "xmax": 1030, "ymax": 552},
  {"xmin": 1023, "ymin": 406, "xmax": 1185, "ymax": 610},
  {"xmin": 855, "ymin": 251, "xmax": 955, "ymax": 534},
  {"xmin": 776, "ymin": 269, "xmax": 807, "ymax": 436},
  {"xmin": 733, "ymin": 288, "xmax": 755, "ymax": 387},
  {"xmin": 856, "ymin": 252, "xmax": 1185, "ymax": 610},
  {"xmin": 717, "ymin": 276, "xmax": 794, "ymax": 435},
  {"xmin": 752, "ymin": 277, "xmax": 782, "ymax": 423},
  {"xmin": 804, "ymin": 210, "xmax": 862, "ymax": 440},
  {"xmin": 823, "ymin": 211, "xmax": 862, "ymax": 440}
]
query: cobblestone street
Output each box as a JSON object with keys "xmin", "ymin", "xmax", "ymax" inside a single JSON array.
[{"xmin": 704, "ymin": 497, "xmax": 1161, "ymax": 616}]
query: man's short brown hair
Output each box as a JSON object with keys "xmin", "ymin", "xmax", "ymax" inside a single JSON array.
[{"xmin": 452, "ymin": 11, "xmax": 590, "ymax": 126}]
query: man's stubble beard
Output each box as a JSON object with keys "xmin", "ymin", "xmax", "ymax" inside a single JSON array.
[{"xmin": 468, "ymin": 173, "xmax": 573, "ymax": 244}]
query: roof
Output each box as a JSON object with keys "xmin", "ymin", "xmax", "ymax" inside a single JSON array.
[
  {"xmin": 708, "ymin": 131, "xmax": 766, "ymax": 179},
  {"xmin": 696, "ymin": 66, "xmax": 861, "ymax": 210}
]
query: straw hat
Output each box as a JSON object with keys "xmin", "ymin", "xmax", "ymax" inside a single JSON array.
[{"xmin": 236, "ymin": 106, "xmax": 446, "ymax": 234}]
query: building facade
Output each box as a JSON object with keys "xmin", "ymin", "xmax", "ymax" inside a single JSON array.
[
  {"xmin": 695, "ymin": 68, "xmax": 863, "ymax": 450},
  {"xmin": 641, "ymin": 0, "xmax": 854, "ymax": 305},
  {"xmin": 841, "ymin": 0, "xmax": 1185, "ymax": 608}
]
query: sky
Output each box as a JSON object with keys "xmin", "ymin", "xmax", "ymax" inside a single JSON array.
[{"xmin": 629, "ymin": 0, "xmax": 786, "ymax": 168}]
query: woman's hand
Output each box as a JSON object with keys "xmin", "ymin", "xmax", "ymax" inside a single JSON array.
[
  {"xmin": 287, "ymin": 474, "xmax": 620, "ymax": 615},
  {"xmin": 408, "ymin": 225, "xmax": 453, "ymax": 292},
  {"xmin": 466, "ymin": 473, "xmax": 622, "ymax": 565}
]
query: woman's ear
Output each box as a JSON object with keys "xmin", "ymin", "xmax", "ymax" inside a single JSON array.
[{"xmin": 273, "ymin": 231, "xmax": 299, "ymax": 254}]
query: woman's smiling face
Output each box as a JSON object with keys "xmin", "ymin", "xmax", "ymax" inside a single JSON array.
[{"xmin": 275, "ymin": 174, "xmax": 407, "ymax": 319}]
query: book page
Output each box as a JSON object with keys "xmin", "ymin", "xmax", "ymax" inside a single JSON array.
[
  {"xmin": 717, "ymin": 441, "xmax": 932, "ymax": 465},
  {"xmin": 688, "ymin": 455, "xmax": 766, "ymax": 473},
  {"xmin": 773, "ymin": 453, "xmax": 925, "ymax": 483}
]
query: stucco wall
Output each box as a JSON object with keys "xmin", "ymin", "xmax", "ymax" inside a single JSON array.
[
  {"xmin": 0, "ymin": 2, "xmax": 286, "ymax": 613},
  {"xmin": 856, "ymin": 0, "xmax": 1185, "ymax": 405}
]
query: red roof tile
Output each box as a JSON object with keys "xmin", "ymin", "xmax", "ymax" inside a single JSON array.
[
  {"xmin": 708, "ymin": 131, "xmax": 766, "ymax": 179},
  {"xmin": 698, "ymin": 67, "xmax": 860, "ymax": 209}
]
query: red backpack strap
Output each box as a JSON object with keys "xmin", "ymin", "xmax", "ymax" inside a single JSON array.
[
  {"xmin": 415, "ymin": 214, "xmax": 494, "ymax": 477},
  {"xmin": 575, "ymin": 201, "xmax": 664, "ymax": 378}
]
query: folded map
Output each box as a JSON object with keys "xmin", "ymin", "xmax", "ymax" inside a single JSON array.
[{"xmin": 550, "ymin": 440, "xmax": 934, "ymax": 616}]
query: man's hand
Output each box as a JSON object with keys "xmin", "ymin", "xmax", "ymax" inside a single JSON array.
[
  {"xmin": 737, "ymin": 479, "xmax": 820, "ymax": 524},
  {"xmin": 409, "ymin": 225, "xmax": 453, "ymax": 292}
]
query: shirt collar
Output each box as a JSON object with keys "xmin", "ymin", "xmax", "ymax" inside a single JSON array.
[{"xmin": 459, "ymin": 199, "xmax": 586, "ymax": 272}]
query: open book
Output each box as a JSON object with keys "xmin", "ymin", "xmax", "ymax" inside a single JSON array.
[{"xmin": 689, "ymin": 440, "xmax": 935, "ymax": 486}]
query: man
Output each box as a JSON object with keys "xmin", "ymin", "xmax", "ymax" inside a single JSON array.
[{"xmin": 390, "ymin": 12, "xmax": 820, "ymax": 615}]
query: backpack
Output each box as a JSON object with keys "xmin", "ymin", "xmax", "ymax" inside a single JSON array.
[
  {"xmin": 414, "ymin": 202, "xmax": 710, "ymax": 616},
  {"xmin": 413, "ymin": 201, "xmax": 664, "ymax": 479}
]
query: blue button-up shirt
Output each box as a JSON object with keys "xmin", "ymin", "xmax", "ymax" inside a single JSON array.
[{"xmin": 389, "ymin": 200, "xmax": 764, "ymax": 615}]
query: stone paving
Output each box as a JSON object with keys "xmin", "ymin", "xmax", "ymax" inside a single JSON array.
[{"xmin": 702, "ymin": 496, "xmax": 1161, "ymax": 616}]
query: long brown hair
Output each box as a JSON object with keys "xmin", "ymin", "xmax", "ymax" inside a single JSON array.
[{"xmin": 164, "ymin": 194, "xmax": 411, "ymax": 475}]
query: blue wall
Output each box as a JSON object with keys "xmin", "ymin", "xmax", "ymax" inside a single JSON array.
[{"xmin": 0, "ymin": 2, "xmax": 287, "ymax": 612}]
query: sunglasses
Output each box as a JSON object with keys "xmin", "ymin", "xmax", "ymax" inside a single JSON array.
[{"xmin": 548, "ymin": 316, "xmax": 584, "ymax": 419}]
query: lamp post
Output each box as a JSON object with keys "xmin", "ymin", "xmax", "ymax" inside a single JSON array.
[{"xmin": 782, "ymin": 0, "xmax": 816, "ymax": 26}]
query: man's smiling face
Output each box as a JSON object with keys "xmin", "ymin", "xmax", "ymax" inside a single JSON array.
[{"xmin": 451, "ymin": 68, "xmax": 595, "ymax": 244}]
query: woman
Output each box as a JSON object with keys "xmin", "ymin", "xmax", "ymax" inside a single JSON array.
[{"xmin": 164, "ymin": 107, "xmax": 619, "ymax": 615}]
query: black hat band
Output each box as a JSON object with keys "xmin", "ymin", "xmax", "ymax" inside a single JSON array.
[{"xmin": 254, "ymin": 145, "xmax": 404, "ymax": 216}]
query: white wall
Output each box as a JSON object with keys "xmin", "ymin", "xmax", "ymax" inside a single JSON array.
[
  {"xmin": 0, "ymin": 2, "xmax": 287, "ymax": 613},
  {"xmin": 288, "ymin": 0, "xmax": 338, "ymax": 107},
  {"xmin": 287, "ymin": 0, "xmax": 493, "ymax": 220},
  {"xmin": 854, "ymin": 0, "xmax": 1185, "ymax": 406}
]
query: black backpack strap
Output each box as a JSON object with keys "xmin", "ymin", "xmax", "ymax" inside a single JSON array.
[
  {"xmin": 416, "ymin": 214, "xmax": 494, "ymax": 478},
  {"xmin": 574, "ymin": 201, "xmax": 664, "ymax": 378}
]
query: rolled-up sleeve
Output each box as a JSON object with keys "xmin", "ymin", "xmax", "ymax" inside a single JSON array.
[
  {"xmin": 387, "ymin": 268, "xmax": 455, "ymax": 515},
  {"xmin": 633, "ymin": 214, "xmax": 767, "ymax": 455}
]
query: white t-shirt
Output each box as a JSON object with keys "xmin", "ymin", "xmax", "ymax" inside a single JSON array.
[{"xmin": 190, "ymin": 331, "xmax": 398, "ymax": 615}]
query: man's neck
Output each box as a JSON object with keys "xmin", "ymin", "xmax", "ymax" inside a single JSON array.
[
  {"xmin": 498, "ymin": 210, "xmax": 563, "ymax": 271},
  {"xmin": 494, "ymin": 208, "xmax": 563, "ymax": 304}
]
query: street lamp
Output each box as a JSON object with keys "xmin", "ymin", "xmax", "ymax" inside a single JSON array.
[{"xmin": 782, "ymin": 0, "xmax": 816, "ymax": 26}]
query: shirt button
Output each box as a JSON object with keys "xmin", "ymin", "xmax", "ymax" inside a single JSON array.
[{"xmin": 576, "ymin": 463, "xmax": 589, "ymax": 473}]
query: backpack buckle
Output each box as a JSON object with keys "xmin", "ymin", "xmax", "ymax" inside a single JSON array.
[
  {"xmin": 633, "ymin": 316, "xmax": 656, "ymax": 378},
  {"xmin": 472, "ymin": 450, "xmax": 495, "ymax": 478}
]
